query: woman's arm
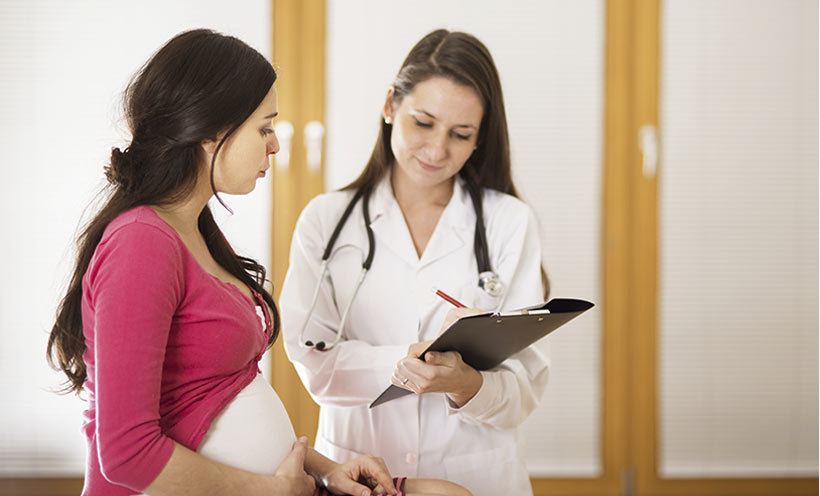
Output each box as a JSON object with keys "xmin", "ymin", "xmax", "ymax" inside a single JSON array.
[{"xmin": 143, "ymin": 441, "xmax": 314, "ymax": 496}]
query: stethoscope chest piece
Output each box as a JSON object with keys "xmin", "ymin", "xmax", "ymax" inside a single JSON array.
[{"xmin": 478, "ymin": 271, "xmax": 504, "ymax": 297}]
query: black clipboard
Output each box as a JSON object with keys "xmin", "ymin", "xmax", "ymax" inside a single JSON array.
[{"xmin": 369, "ymin": 298, "xmax": 594, "ymax": 408}]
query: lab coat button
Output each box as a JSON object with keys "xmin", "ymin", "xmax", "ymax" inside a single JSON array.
[{"xmin": 405, "ymin": 452, "xmax": 418, "ymax": 464}]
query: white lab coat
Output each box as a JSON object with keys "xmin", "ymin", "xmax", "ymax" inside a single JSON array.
[{"xmin": 280, "ymin": 171, "xmax": 549, "ymax": 496}]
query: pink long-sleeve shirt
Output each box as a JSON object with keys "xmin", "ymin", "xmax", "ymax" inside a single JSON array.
[{"xmin": 80, "ymin": 206, "xmax": 271, "ymax": 495}]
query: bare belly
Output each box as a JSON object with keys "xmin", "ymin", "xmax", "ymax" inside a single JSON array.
[{"xmin": 197, "ymin": 373, "xmax": 297, "ymax": 474}]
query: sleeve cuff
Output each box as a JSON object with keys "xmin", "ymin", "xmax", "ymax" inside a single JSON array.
[{"xmin": 445, "ymin": 370, "xmax": 500, "ymax": 419}]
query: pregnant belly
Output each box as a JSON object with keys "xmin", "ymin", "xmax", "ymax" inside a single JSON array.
[{"xmin": 198, "ymin": 373, "xmax": 297, "ymax": 474}]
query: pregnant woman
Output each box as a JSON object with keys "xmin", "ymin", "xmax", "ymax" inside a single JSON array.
[{"xmin": 47, "ymin": 28, "xmax": 469, "ymax": 496}]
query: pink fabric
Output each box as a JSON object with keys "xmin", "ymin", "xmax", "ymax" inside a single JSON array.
[
  {"xmin": 80, "ymin": 206, "xmax": 271, "ymax": 495},
  {"xmin": 313, "ymin": 477, "xmax": 407, "ymax": 496}
]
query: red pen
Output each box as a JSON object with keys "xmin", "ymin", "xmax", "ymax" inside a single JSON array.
[{"xmin": 433, "ymin": 288, "xmax": 466, "ymax": 308}]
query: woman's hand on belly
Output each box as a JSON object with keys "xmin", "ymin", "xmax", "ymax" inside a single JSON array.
[{"xmin": 273, "ymin": 438, "xmax": 316, "ymax": 495}]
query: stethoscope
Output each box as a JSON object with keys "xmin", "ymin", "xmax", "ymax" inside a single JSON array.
[{"xmin": 298, "ymin": 180, "xmax": 503, "ymax": 351}]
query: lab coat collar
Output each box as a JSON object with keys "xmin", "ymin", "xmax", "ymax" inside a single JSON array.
[{"xmin": 367, "ymin": 168, "xmax": 475, "ymax": 268}]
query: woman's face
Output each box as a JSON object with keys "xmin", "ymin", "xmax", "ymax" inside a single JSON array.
[
  {"xmin": 209, "ymin": 84, "xmax": 280, "ymax": 195},
  {"xmin": 384, "ymin": 76, "xmax": 483, "ymax": 190}
]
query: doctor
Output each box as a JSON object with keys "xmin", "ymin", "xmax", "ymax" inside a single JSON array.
[{"xmin": 280, "ymin": 29, "xmax": 550, "ymax": 496}]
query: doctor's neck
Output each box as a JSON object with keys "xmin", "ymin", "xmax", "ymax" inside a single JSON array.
[{"xmin": 390, "ymin": 169, "xmax": 454, "ymax": 210}]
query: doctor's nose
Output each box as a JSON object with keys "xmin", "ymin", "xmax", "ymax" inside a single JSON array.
[{"xmin": 426, "ymin": 132, "xmax": 448, "ymax": 162}]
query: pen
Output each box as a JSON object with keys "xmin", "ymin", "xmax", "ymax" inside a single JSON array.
[{"xmin": 433, "ymin": 288, "xmax": 466, "ymax": 308}]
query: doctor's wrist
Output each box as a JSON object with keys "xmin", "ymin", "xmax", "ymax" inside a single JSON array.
[{"xmin": 446, "ymin": 368, "xmax": 483, "ymax": 408}]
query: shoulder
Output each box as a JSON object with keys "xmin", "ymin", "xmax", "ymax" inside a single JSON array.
[
  {"xmin": 482, "ymin": 189, "xmax": 533, "ymax": 224},
  {"xmin": 85, "ymin": 207, "xmax": 187, "ymax": 315},
  {"xmin": 301, "ymin": 189, "xmax": 358, "ymax": 218},
  {"xmin": 91, "ymin": 206, "xmax": 186, "ymax": 276},
  {"xmin": 296, "ymin": 189, "xmax": 359, "ymax": 234},
  {"xmin": 100, "ymin": 206, "xmax": 181, "ymax": 250}
]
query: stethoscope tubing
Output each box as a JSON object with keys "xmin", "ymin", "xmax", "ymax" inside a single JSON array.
[{"xmin": 299, "ymin": 179, "xmax": 501, "ymax": 352}]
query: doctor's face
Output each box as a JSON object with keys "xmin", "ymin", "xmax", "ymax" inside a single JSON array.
[{"xmin": 384, "ymin": 77, "xmax": 483, "ymax": 190}]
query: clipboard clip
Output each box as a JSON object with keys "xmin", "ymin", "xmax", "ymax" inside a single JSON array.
[{"xmin": 493, "ymin": 308, "xmax": 551, "ymax": 319}]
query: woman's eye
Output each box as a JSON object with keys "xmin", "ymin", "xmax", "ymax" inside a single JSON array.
[
  {"xmin": 413, "ymin": 119, "xmax": 433, "ymax": 128},
  {"xmin": 261, "ymin": 128, "xmax": 274, "ymax": 136},
  {"xmin": 454, "ymin": 133, "xmax": 471, "ymax": 141}
]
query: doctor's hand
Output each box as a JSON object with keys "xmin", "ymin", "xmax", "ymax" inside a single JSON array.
[
  {"xmin": 320, "ymin": 454, "xmax": 397, "ymax": 496},
  {"xmin": 440, "ymin": 307, "xmax": 485, "ymax": 333},
  {"xmin": 405, "ymin": 307, "xmax": 484, "ymax": 359},
  {"xmin": 392, "ymin": 350, "xmax": 483, "ymax": 408}
]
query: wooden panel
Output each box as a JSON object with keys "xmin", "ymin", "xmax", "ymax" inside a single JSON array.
[
  {"xmin": 0, "ymin": 478, "xmax": 83, "ymax": 496},
  {"xmin": 631, "ymin": 0, "xmax": 661, "ymax": 494},
  {"xmin": 269, "ymin": 0, "xmax": 324, "ymax": 446},
  {"xmin": 631, "ymin": 1, "xmax": 819, "ymax": 495}
]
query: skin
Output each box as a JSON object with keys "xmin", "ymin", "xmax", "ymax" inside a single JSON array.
[
  {"xmin": 144, "ymin": 84, "xmax": 398, "ymax": 496},
  {"xmin": 382, "ymin": 77, "xmax": 486, "ymax": 407}
]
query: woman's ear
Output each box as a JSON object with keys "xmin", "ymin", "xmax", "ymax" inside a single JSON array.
[
  {"xmin": 382, "ymin": 86, "xmax": 396, "ymax": 124},
  {"xmin": 200, "ymin": 136, "xmax": 219, "ymax": 156}
]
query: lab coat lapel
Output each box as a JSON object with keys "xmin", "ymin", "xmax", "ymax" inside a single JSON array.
[
  {"xmin": 367, "ymin": 172, "xmax": 475, "ymax": 269},
  {"xmin": 418, "ymin": 176, "xmax": 473, "ymax": 269},
  {"xmin": 368, "ymin": 173, "xmax": 421, "ymax": 267}
]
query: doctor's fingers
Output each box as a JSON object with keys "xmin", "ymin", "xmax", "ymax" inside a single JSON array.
[
  {"xmin": 390, "ymin": 366, "xmax": 413, "ymax": 391},
  {"xmin": 395, "ymin": 357, "xmax": 454, "ymax": 393},
  {"xmin": 441, "ymin": 307, "xmax": 484, "ymax": 332},
  {"xmin": 353, "ymin": 456, "xmax": 397, "ymax": 494}
]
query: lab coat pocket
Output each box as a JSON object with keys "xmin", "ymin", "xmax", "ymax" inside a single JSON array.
[
  {"xmin": 459, "ymin": 279, "xmax": 503, "ymax": 313},
  {"xmin": 442, "ymin": 443, "xmax": 529, "ymax": 496}
]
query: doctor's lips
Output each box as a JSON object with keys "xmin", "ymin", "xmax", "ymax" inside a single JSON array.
[{"xmin": 416, "ymin": 157, "xmax": 443, "ymax": 171}]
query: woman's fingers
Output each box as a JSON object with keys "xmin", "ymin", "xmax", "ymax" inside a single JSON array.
[{"xmin": 275, "ymin": 437, "xmax": 308, "ymax": 477}]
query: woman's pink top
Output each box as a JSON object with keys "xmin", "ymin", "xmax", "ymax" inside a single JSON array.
[{"xmin": 80, "ymin": 206, "xmax": 271, "ymax": 495}]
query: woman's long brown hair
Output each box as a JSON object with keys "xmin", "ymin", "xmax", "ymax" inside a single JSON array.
[{"xmin": 47, "ymin": 29, "xmax": 281, "ymax": 394}]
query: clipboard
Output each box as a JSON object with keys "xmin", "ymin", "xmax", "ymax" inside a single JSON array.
[{"xmin": 369, "ymin": 298, "xmax": 594, "ymax": 408}]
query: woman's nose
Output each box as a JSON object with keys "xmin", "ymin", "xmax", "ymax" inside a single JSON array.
[{"xmin": 267, "ymin": 133, "xmax": 280, "ymax": 156}]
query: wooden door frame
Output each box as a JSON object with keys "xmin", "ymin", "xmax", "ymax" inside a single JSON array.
[
  {"xmin": 630, "ymin": 1, "xmax": 817, "ymax": 495},
  {"xmin": 269, "ymin": 0, "xmax": 324, "ymax": 446}
]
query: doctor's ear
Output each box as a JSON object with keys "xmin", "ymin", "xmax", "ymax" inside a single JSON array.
[{"xmin": 382, "ymin": 86, "xmax": 397, "ymax": 124}]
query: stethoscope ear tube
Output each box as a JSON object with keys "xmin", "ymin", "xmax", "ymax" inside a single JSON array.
[
  {"xmin": 300, "ymin": 189, "xmax": 374, "ymax": 351},
  {"xmin": 464, "ymin": 178, "xmax": 492, "ymax": 275},
  {"xmin": 300, "ymin": 180, "xmax": 503, "ymax": 353}
]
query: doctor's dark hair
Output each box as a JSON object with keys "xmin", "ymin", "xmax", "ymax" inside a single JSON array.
[
  {"xmin": 346, "ymin": 29, "xmax": 549, "ymax": 297},
  {"xmin": 48, "ymin": 29, "xmax": 280, "ymax": 394}
]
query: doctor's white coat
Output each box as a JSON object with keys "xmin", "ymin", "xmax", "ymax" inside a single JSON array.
[{"xmin": 280, "ymin": 172, "xmax": 550, "ymax": 496}]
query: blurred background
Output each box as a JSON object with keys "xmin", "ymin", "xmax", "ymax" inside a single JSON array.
[{"xmin": 0, "ymin": 1, "xmax": 816, "ymax": 495}]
